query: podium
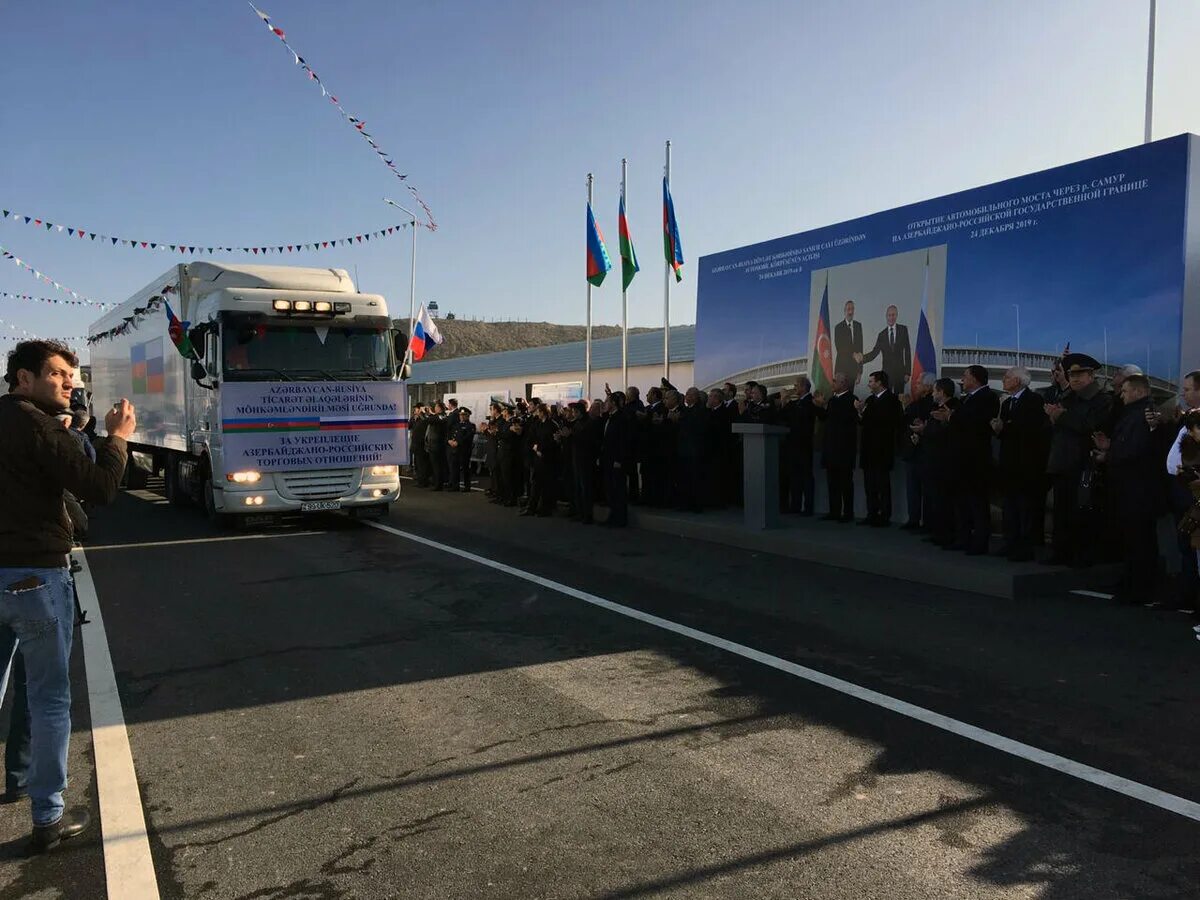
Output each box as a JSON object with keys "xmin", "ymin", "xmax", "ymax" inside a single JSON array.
[{"xmin": 732, "ymin": 423, "xmax": 790, "ymax": 529}]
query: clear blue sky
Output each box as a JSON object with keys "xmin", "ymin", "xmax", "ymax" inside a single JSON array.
[{"xmin": 2, "ymin": 0, "xmax": 1198, "ymax": 360}]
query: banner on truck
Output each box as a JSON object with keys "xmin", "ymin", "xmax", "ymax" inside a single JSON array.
[{"xmin": 221, "ymin": 381, "xmax": 408, "ymax": 471}]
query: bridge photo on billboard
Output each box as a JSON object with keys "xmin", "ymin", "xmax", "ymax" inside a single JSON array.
[{"xmin": 696, "ymin": 134, "xmax": 1200, "ymax": 396}]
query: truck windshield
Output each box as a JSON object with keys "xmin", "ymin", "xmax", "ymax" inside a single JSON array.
[{"xmin": 222, "ymin": 320, "xmax": 392, "ymax": 381}]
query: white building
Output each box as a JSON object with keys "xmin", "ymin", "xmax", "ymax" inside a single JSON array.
[{"xmin": 408, "ymin": 326, "xmax": 695, "ymax": 404}]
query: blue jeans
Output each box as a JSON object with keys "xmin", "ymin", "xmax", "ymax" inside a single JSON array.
[{"xmin": 0, "ymin": 567, "xmax": 74, "ymax": 826}]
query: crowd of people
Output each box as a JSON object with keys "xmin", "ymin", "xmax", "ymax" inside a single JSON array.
[{"xmin": 409, "ymin": 355, "xmax": 1200, "ymax": 629}]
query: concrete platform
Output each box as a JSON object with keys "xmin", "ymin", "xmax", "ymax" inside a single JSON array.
[{"xmin": 629, "ymin": 507, "xmax": 1122, "ymax": 600}]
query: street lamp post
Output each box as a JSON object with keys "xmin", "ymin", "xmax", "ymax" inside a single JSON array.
[{"xmin": 383, "ymin": 198, "xmax": 419, "ymax": 370}]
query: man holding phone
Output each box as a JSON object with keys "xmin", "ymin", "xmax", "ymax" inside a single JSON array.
[{"xmin": 0, "ymin": 340, "xmax": 136, "ymax": 852}]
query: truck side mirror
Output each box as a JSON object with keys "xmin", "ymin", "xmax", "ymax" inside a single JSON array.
[
  {"xmin": 398, "ymin": 361, "xmax": 411, "ymax": 380},
  {"xmin": 188, "ymin": 326, "xmax": 206, "ymax": 359}
]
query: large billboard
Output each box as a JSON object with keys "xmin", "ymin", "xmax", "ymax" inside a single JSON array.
[{"xmin": 696, "ymin": 135, "xmax": 1199, "ymax": 394}]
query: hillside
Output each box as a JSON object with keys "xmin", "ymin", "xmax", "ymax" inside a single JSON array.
[{"xmin": 404, "ymin": 319, "xmax": 654, "ymax": 360}]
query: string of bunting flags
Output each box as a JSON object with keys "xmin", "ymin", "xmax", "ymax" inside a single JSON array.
[
  {"xmin": 246, "ymin": 3, "xmax": 437, "ymax": 232},
  {"xmin": 1, "ymin": 290, "xmax": 113, "ymax": 310},
  {"xmin": 1, "ymin": 245, "xmax": 109, "ymax": 307},
  {"xmin": 85, "ymin": 286, "xmax": 177, "ymax": 347},
  {"xmin": 2, "ymin": 210, "xmax": 411, "ymax": 256},
  {"xmin": 0, "ymin": 317, "xmax": 86, "ymax": 345}
]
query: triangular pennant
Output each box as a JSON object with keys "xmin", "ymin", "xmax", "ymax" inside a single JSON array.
[{"xmin": 67, "ymin": 228, "xmax": 75, "ymax": 236}]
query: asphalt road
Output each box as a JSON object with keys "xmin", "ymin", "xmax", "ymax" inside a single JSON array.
[{"xmin": 1, "ymin": 479, "xmax": 1198, "ymax": 899}]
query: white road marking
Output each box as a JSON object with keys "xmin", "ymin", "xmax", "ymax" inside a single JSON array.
[
  {"xmin": 367, "ymin": 520, "xmax": 1200, "ymax": 824},
  {"xmin": 74, "ymin": 551, "xmax": 161, "ymax": 899},
  {"xmin": 86, "ymin": 531, "xmax": 327, "ymax": 552},
  {"xmin": 1070, "ymin": 590, "xmax": 1115, "ymax": 600}
]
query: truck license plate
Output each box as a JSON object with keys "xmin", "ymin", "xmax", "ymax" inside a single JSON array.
[{"xmin": 301, "ymin": 500, "xmax": 341, "ymax": 512}]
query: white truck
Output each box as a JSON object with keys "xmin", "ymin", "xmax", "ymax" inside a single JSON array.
[{"xmin": 89, "ymin": 262, "xmax": 406, "ymax": 525}]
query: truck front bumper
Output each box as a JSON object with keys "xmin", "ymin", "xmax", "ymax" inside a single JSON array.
[{"xmin": 214, "ymin": 480, "xmax": 400, "ymax": 514}]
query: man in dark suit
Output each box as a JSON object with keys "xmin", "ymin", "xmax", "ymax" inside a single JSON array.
[
  {"xmin": 780, "ymin": 376, "xmax": 817, "ymax": 515},
  {"xmin": 1092, "ymin": 374, "xmax": 1164, "ymax": 601},
  {"xmin": 860, "ymin": 305, "xmax": 912, "ymax": 396},
  {"xmin": 946, "ymin": 364, "xmax": 999, "ymax": 554},
  {"xmin": 901, "ymin": 373, "xmax": 937, "ymax": 529},
  {"xmin": 814, "ymin": 372, "xmax": 858, "ymax": 522},
  {"xmin": 601, "ymin": 391, "xmax": 633, "ymax": 527},
  {"xmin": 833, "ymin": 300, "xmax": 864, "ymax": 386},
  {"xmin": 991, "ymin": 366, "xmax": 1049, "ymax": 561},
  {"xmin": 857, "ymin": 370, "xmax": 904, "ymax": 526},
  {"xmin": 673, "ymin": 388, "xmax": 709, "ymax": 513},
  {"xmin": 409, "ymin": 404, "xmax": 430, "ymax": 487}
]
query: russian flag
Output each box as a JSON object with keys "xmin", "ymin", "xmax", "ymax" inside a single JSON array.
[
  {"xmin": 409, "ymin": 303, "xmax": 442, "ymax": 362},
  {"xmin": 910, "ymin": 250, "xmax": 937, "ymax": 387},
  {"xmin": 586, "ymin": 202, "xmax": 612, "ymax": 287}
]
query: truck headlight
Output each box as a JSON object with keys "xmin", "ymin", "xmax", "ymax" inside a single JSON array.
[
  {"xmin": 226, "ymin": 470, "xmax": 262, "ymax": 484},
  {"xmin": 369, "ymin": 465, "xmax": 398, "ymax": 477}
]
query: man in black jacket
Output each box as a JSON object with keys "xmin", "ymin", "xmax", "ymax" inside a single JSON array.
[
  {"xmin": 446, "ymin": 408, "xmax": 476, "ymax": 492},
  {"xmin": 814, "ymin": 372, "xmax": 858, "ymax": 522},
  {"xmin": 0, "ymin": 340, "xmax": 134, "ymax": 852},
  {"xmin": 673, "ymin": 388, "xmax": 709, "ymax": 513},
  {"xmin": 424, "ymin": 402, "xmax": 448, "ymax": 490},
  {"xmin": 946, "ymin": 364, "xmax": 999, "ymax": 555},
  {"xmin": 1044, "ymin": 354, "xmax": 1112, "ymax": 566},
  {"xmin": 1093, "ymin": 375, "xmax": 1163, "ymax": 601},
  {"xmin": 409, "ymin": 404, "xmax": 430, "ymax": 487},
  {"xmin": 901, "ymin": 373, "xmax": 936, "ymax": 529},
  {"xmin": 991, "ymin": 367, "xmax": 1049, "ymax": 561},
  {"xmin": 857, "ymin": 370, "xmax": 903, "ymax": 526},
  {"xmin": 523, "ymin": 403, "xmax": 560, "ymax": 517},
  {"xmin": 566, "ymin": 401, "xmax": 601, "ymax": 523},
  {"xmin": 780, "ymin": 377, "xmax": 817, "ymax": 515},
  {"xmin": 601, "ymin": 392, "xmax": 633, "ymax": 526}
]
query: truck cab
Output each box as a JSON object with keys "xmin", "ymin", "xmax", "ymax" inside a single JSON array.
[{"xmin": 89, "ymin": 262, "xmax": 407, "ymax": 526}]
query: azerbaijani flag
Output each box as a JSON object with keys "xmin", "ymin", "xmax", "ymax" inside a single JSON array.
[
  {"xmin": 618, "ymin": 194, "xmax": 639, "ymax": 291},
  {"xmin": 163, "ymin": 299, "xmax": 196, "ymax": 359},
  {"xmin": 811, "ymin": 275, "xmax": 834, "ymax": 395},
  {"xmin": 586, "ymin": 202, "xmax": 612, "ymax": 287},
  {"xmin": 409, "ymin": 303, "xmax": 442, "ymax": 362},
  {"xmin": 662, "ymin": 176, "xmax": 683, "ymax": 282},
  {"xmin": 909, "ymin": 250, "xmax": 937, "ymax": 387}
]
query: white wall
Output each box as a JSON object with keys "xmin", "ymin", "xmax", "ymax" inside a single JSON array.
[{"xmin": 450, "ymin": 362, "xmax": 695, "ymax": 402}]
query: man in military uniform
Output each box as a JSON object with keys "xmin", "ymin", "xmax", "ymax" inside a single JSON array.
[{"xmin": 447, "ymin": 408, "xmax": 476, "ymax": 492}]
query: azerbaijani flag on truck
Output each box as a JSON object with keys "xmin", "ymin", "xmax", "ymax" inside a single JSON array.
[{"xmin": 163, "ymin": 299, "xmax": 196, "ymax": 359}]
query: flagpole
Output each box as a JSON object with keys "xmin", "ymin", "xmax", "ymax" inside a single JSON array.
[
  {"xmin": 383, "ymin": 198, "xmax": 418, "ymax": 371},
  {"xmin": 586, "ymin": 173, "xmax": 594, "ymax": 399},
  {"xmin": 621, "ymin": 158, "xmax": 629, "ymax": 392},
  {"xmin": 1145, "ymin": 0, "xmax": 1156, "ymax": 144},
  {"xmin": 663, "ymin": 141, "xmax": 671, "ymax": 382}
]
